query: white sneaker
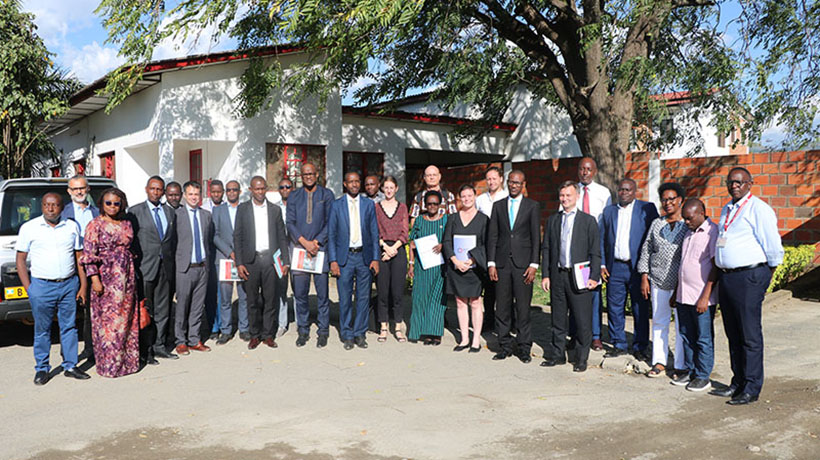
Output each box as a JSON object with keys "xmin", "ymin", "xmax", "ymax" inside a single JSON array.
[{"xmin": 276, "ymin": 327, "xmax": 287, "ymax": 338}]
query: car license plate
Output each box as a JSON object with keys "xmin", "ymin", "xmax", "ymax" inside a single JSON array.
[{"xmin": 4, "ymin": 286, "xmax": 28, "ymax": 299}]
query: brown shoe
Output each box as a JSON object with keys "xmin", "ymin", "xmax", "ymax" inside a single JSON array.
[
  {"xmin": 189, "ymin": 342, "xmax": 211, "ymax": 352},
  {"xmin": 591, "ymin": 339, "xmax": 604, "ymax": 351},
  {"xmin": 263, "ymin": 337, "xmax": 278, "ymax": 348},
  {"xmin": 175, "ymin": 344, "xmax": 190, "ymax": 356},
  {"xmin": 248, "ymin": 337, "xmax": 261, "ymax": 350}
]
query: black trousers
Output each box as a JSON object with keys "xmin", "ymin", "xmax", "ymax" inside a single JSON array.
[
  {"xmin": 549, "ymin": 269, "xmax": 593, "ymax": 363},
  {"xmin": 718, "ymin": 264, "xmax": 771, "ymax": 396},
  {"xmin": 495, "ymin": 261, "xmax": 533, "ymax": 354},
  {"xmin": 79, "ymin": 291, "xmax": 93, "ymax": 355},
  {"xmin": 245, "ymin": 253, "xmax": 279, "ymax": 340},
  {"xmin": 377, "ymin": 249, "xmax": 407, "ymax": 323},
  {"xmin": 483, "ymin": 278, "xmax": 496, "ymax": 330},
  {"xmin": 139, "ymin": 260, "xmax": 171, "ymax": 357}
]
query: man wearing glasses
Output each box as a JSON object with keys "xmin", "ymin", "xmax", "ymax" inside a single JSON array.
[
  {"xmin": 274, "ymin": 178, "xmax": 294, "ymax": 337},
  {"xmin": 409, "ymin": 165, "xmax": 458, "ymax": 228},
  {"xmin": 286, "ymin": 163, "xmax": 335, "ymax": 348},
  {"xmin": 212, "ymin": 180, "xmax": 249, "ymax": 343},
  {"xmin": 62, "ymin": 175, "xmax": 98, "ymax": 362},
  {"xmin": 712, "ymin": 167, "xmax": 783, "ymax": 405}
]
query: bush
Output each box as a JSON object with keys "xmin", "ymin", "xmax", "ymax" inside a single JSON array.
[{"xmin": 768, "ymin": 244, "xmax": 816, "ymax": 292}]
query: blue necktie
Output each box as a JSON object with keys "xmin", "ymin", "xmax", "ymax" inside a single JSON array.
[
  {"xmin": 153, "ymin": 207, "xmax": 164, "ymax": 240},
  {"xmin": 192, "ymin": 209, "xmax": 203, "ymax": 263},
  {"xmin": 508, "ymin": 199, "xmax": 516, "ymax": 230}
]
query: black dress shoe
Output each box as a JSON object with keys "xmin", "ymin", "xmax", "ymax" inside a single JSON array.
[
  {"xmin": 154, "ymin": 349, "xmax": 179, "ymax": 360},
  {"xmin": 727, "ymin": 393, "xmax": 759, "ymax": 405},
  {"xmin": 518, "ymin": 352, "xmax": 532, "ymax": 364},
  {"xmin": 453, "ymin": 344, "xmax": 470, "ymax": 352},
  {"xmin": 143, "ymin": 356, "xmax": 160, "ymax": 366},
  {"xmin": 573, "ymin": 362, "xmax": 588, "ymax": 372},
  {"xmin": 209, "ymin": 332, "xmax": 220, "ymax": 341},
  {"xmin": 354, "ymin": 336, "xmax": 368, "ymax": 349},
  {"xmin": 317, "ymin": 335, "xmax": 328, "ymax": 348},
  {"xmin": 709, "ymin": 385, "xmax": 739, "ymax": 398},
  {"xmin": 343, "ymin": 340, "xmax": 354, "ymax": 350},
  {"xmin": 604, "ymin": 348, "xmax": 628, "ymax": 358},
  {"xmin": 33, "ymin": 371, "xmax": 50, "ymax": 386},
  {"xmin": 216, "ymin": 333, "xmax": 231, "ymax": 345},
  {"xmin": 468, "ymin": 346, "xmax": 481, "ymax": 353},
  {"xmin": 540, "ymin": 358, "xmax": 567, "ymax": 367},
  {"xmin": 296, "ymin": 334, "xmax": 309, "ymax": 347},
  {"xmin": 239, "ymin": 332, "xmax": 251, "ymax": 342},
  {"xmin": 64, "ymin": 367, "xmax": 91, "ymax": 380},
  {"xmin": 492, "ymin": 351, "xmax": 511, "ymax": 360}
]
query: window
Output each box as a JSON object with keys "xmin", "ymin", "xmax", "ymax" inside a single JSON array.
[
  {"xmin": 50, "ymin": 166, "xmax": 61, "ymax": 177},
  {"xmin": 0, "ymin": 185, "xmax": 108, "ymax": 236},
  {"xmin": 189, "ymin": 149, "xmax": 202, "ymax": 185},
  {"xmin": 343, "ymin": 152, "xmax": 384, "ymax": 179},
  {"xmin": 265, "ymin": 144, "xmax": 326, "ymax": 188},
  {"xmin": 717, "ymin": 131, "xmax": 726, "ymax": 148},
  {"xmin": 72, "ymin": 159, "xmax": 86, "ymax": 176},
  {"xmin": 99, "ymin": 152, "xmax": 115, "ymax": 179}
]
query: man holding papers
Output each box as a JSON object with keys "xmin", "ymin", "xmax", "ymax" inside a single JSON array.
[{"xmin": 540, "ymin": 181, "xmax": 601, "ymax": 372}]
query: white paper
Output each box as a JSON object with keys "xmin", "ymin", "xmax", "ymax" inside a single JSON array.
[
  {"xmin": 453, "ymin": 234, "xmax": 476, "ymax": 262},
  {"xmin": 291, "ymin": 247, "xmax": 325, "ymax": 274},
  {"xmin": 415, "ymin": 234, "xmax": 444, "ymax": 270},
  {"xmin": 218, "ymin": 259, "xmax": 241, "ymax": 282},
  {"xmin": 573, "ymin": 261, "xmax": 591, "ymax": 291}
]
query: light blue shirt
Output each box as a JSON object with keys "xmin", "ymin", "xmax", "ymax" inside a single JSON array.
[
  {"xmin": 508, "ymin": 196, "xmax": 520, "ymax": 228},
  {"xmin": 72, "ymin": 202, "xmax": 95, "ymax": 238},
  {"xmin": 186, "ymin": 204, "xmax": 207, "ymax": 264},
  {"xmin": 716, "ymin": 193, "xmax": 784, "ymax": 269},
  {"xmin": 16, "ymin": 216, "xmax": 82, "ymax": 280},
  {"xmin": 147, "ymin": 200, "xmax": 168, "ymax": 235}
]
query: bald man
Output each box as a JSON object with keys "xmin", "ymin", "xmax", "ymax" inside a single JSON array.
[{"xmin": 409, "ymin": 165, "xmax": 457, "ymax": 227}]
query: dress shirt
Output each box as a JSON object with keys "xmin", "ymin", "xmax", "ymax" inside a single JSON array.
[
  {"xmin": 476, "ymin": 189, "xmax": 509, "ymax": 218},
  {"xmin": 347, "ymin": 194, "xmax": 363, "ymax": 248},
  {"xmin": 637, "ymin": 217, "xmax": 687, "ymax": 290},
  {"xmin": 16, "ymin": 216, "xmax": 82, "ymax": 280},
  {"xmin": 716, "ymin": 192, "xmax": 784, "ymax": 269},
  {"xmin": 277, "ymin": 201, "xmax": 287, "ymax": 225},
  {"xmin": 147, "ymin": 200, "xmax": 168, "ymax": 235},
  {"xmin": 186, "ymin": 204, "xmax": 208, "ymax": 264},
  {"xmin": 72, "ymin": 202, "xmax": 95, "ymax": 236},
  {"xmin": 560, "ymin": 207, "xmax": 578, "ymax": 268},
  {"xmin": 677, "ymin": 218, "xmax": 719, "ymax": 306},
  {"xmin": 614, "ymin": 200, "xmax": 634, "ymax": 261},
  {"xmin": 227, "ymin": 202, "xmax": 238, "ymax": 229},
  {"xmin": 579, "ymin": 181, "xmax": 611, "ymax": 221},
  {"xmin": 508, "ymin": 196, "xmax": 521, "ymax": 228},
  {"xmin": 252, "ymin": 201, "xmax": 270, "ymax": 252}
]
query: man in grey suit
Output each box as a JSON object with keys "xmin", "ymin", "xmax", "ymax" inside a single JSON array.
[
  {"xmin": 212, "ymin": 180, "xmax": 249, "ymax": 344},
  {"xmin": 174, "ymin": 181, "xmax": 214, "ymax": 355},
  {"xmin": 128, "ymin": 175, "xmax": 178, "ymax": 362}
]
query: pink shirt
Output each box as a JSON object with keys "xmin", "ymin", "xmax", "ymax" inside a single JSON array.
[{"xmin": 676, "ymin": 218, "xmax": 719, "ymax": 306}]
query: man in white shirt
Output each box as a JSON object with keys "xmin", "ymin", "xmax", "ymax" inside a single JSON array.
[
  {"xmin": 475, "ymin": 166, "xmax": 508, "ymax": 329},
  {"xmin": 273, "ymin": 178, "xmax": 294, "ymax": 338},
  {"xmin": 16, "ymin": 193, "xmax": 90, "ymax": 385}
]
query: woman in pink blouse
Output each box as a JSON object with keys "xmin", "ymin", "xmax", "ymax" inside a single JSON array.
[{"xmin": 374, "ymin": 176, "xmax": 409, "ymax": 342}]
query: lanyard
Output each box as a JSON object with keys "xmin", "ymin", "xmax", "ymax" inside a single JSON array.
[{"xmin": 723, "ymin": 194, "xmax": 752, "ymax": 232}]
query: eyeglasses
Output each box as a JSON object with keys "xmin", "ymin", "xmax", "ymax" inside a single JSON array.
[
  {"xmin": 727, "ymin": 180, "xmax": 751, "ymax": 187},
  {"xmin": 660, "ymin": 196, "xmax": 680, "ymax": 203},
  {"xmin": 226, "ymin": 188, "xmax": 240, "ymax": 192},
  {"xmin": 279, "ymin": 185, "xmax": 293, "ymax": 190},
  {"xmin": 104, "ymin": 201, "xmax": 121, "ymax": 207},
  {"xmin": 68, "ymin": 187, "xmax": 87, "ymax": 192}
]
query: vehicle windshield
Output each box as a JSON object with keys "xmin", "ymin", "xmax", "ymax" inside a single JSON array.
[{"xmin": 0, "ymin": 186, "xmax": 109, "ymax": 236}]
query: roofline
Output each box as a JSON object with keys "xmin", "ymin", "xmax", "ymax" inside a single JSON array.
[
  {"xmin": 364, "ymin": 91, "xmax": 437, "ymax": 110},
  {"xmin": 342, "ymin": 107, "xmax": 517, "ymax": 132}
]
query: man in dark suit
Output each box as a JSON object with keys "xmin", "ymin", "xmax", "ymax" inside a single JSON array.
[
  {"xmin": 540, "ymin": 181, "xmax": 601, "ymax": 372},
  {"xmin": 128, "ymin": 175, "xmax": 178, "ymax": 362},
  {"xmin": 234, "ymin": 176, "xmax": 291, "ymax": 350},
  {"xmin": 286, "ymin": 162, "xmax": 335, "ymax": 348},
  {"xmin": 173, "ymin": 181, "xmax": 214, "ymax": 355},
  {"xmin": 328, "ymin": 172, "xmax": 380, "ymax": 351},
  {"xmin": 487, "ymin": 170, "xmax": 541, "ymax": 363},
  {"xmin": 599, "ymin": 178, "xmax": 659, "ymax": 359},
  {"xmin": 212, "ymin": 180, "xmax": 248, "ymax": 344}
]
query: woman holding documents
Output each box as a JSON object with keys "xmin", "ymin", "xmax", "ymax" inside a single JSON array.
[
  {"xmin": 375, "ymin": 176, "xmax": 409, "ymax": 343},
  {"xmin": 408, "ymin": 190, "xmax": 448, "ymax": 345},
  {"xmin": 443, "ymin": 185, "xmax": 488, "ymax": 352}
]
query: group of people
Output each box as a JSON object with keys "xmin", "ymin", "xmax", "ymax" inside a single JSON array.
[{"xmin": 18, "ymin": 158, "xmax": 784, "ymax": 406}]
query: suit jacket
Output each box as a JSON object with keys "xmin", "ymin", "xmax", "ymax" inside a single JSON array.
[
  {"xmin": 61, "ymin": 202, "xmax": 99, "ymax": 222},
  {"xmin": 541, "ymin": 209, "xmax": 601, "ymax": 289},
  {"xmin": 128, "ymin": 201, "xmax": 176, "ymax": 281},
  {"xmin": 212, "ymin": 203, "xmax": 238, "ymax": 261},
  {"xmin": 174, "ymin": 205, "xmax": 214, "ymax": 273},
  {"xmin": 599, "ymin": 200, "xmax": 659, "ymax": 271},
  {"xmin": 233, "ymin": 200, "xmax": 291, "ymax": 269},
  {"xmin": 286, "ymin": 185, "xmax": 334, "ymax": 272},
  {"xmin": 327, "ymin": 195, "xmax": 380, "ymax": 267},
  {"xmin": 487, "ymin": 196, "xmax": 541, "ymax": 269}
]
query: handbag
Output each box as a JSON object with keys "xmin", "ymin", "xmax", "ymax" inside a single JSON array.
[{"xmin": 139, "ymin": 299, "xmax": 151, "ymax": 329}]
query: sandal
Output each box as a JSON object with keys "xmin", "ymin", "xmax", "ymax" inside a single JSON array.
[
  {"xmin": 395, "ymin": 330, "xmax": 407, "ymax": 343},
  {"xmin": 378, "ymin": 326, "xmax": 388, "ymax": 343},
  {"xmin": 647, "ymin": 363, "xmax": 666, "ymax": 378}
]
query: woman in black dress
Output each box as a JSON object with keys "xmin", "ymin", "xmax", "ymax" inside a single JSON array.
[{"xmin": 443, "ymin": 184, "xmax": 488, "ymax": 353}]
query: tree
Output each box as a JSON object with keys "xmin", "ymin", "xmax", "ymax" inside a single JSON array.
[
  {"xmin": 0, "ymin": 0, "xmax": 80, "ymax": 179},
  {"xmin": 96, "ymin": 0, "xmax": 820, "ymax": 189}
]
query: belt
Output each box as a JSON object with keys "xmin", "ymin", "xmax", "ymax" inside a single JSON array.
[
  {"xmin": 39, "ymin": 276, "xmax": 73, "ymax": 283},
  {"xmin": 189, "ymin": 262, "xmax": 206, "ymax": 268},
  {"xmin": 615, "ymin": 259, "xmax": 631, "ymax": 264},
  {"xmin": 558, "ymin": 267, "xmax": 572, "ymax": 272},
  {"xmin": 719, "ymin": 262, "xmax": 766, "ymax": 273},
  {"xmin": 255, "ymin": 250, "xmax": 271, "ymax": 257},
  {"xmin": 349, "ymin": 247, "xmax": 363, "ymax": 253}
]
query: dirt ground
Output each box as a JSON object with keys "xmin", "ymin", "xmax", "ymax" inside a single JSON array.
[{"xmin": 1, "ymin": 285, "xmax": 818, "ymax": 460}]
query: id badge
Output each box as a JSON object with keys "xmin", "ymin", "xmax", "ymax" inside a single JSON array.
[{"xmin": 716, "ymin": 237, "xmax": 727, "ymax": 248}]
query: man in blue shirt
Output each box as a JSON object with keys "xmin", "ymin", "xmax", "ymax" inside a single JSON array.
[{"xmin": 712, "ymin": 167, "xmax": 784, "ymax": 405}]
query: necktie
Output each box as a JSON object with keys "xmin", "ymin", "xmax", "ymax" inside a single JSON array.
[
  {"xmin": 153, "ymin": 207, "xmax": 165, "ymax": 240},
  {"xmin": 192, "ymin": 209, "xmax": 203, "ymax": 263},
  {"xmin": 583, "ymin": 186, "xmax": 590, "ymax": 214},
  {"xmin": 508, "ymin": 198, "xmax": 516, "ymax": 230},
  {"xmin": 560, "ymin": 212, "xmax": 571, "ymax": 268},
  {"xmin": 350, "ymin": 198, "xmax": 360, "ymax": 244}
]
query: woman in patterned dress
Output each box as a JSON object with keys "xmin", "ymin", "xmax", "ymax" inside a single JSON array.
[
  {"xmin": 80, "ymin": 188, "xmax": 140, "ymax": 378},
  {"xmin": 408, "ymin": 190, "xmax": 448, "ymax": 345}
]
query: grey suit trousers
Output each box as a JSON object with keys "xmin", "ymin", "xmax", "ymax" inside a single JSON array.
[{"xmin": 175, "ymin": 265, "xmax": 208, "ymax": 346}]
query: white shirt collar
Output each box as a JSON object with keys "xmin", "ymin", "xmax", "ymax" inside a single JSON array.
[
  {"xmin": 347, "ymin": 194, "xmax": 360, "ymax": 204},
  {"xmin": 252, "ymin": 200, "xmax": 267, "ymax": 208},
  {"xmin": 562, "ymin": 206, "xmax": 577, "ymax": 215},
  {"xmin": 185, "ymin": 203, "xmax": 199, "ymax": 212},
  {"xmin": 617, "ymin": 200, "xmax": 635, "ymax": 211}
]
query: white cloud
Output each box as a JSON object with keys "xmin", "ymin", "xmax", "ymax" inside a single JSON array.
[
  {"xmin": 23, "ymin": 0, "xmax": 100, "ymax": 47},
  {"xmin": 65, "ymin": 41, "xmax": 126, "ymax": 84}
]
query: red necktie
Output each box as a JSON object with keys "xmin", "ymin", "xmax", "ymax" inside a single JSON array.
[{"xmin": 583, "ymin": 186, "xmax": 590, "ymax": 214}]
